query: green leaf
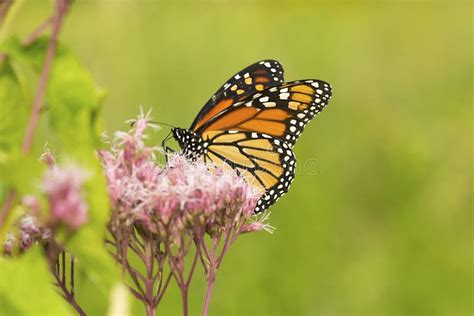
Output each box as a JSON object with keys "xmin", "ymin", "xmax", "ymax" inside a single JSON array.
[
  {"xmin": 0, "ymin": 151, "xmax": 44, "ymax": 196},
  {"xmin": 0, "ymin": 246, "xmax": 74, "ymax": 316},
  {"xmin": 0, "ymin": 60, "xmax": 28, "ymax": 154},
  {"xmin": 0, "ymin": 37, "xmax": 49, "ymax": 73},
  {"xmin": 1, "ymin": 36, "xmax": 119, "ymax": 314},
  {"xmin": 0, "ymin": 37, "xmax": 106, "ymax": 152},
  {"xmin": 46, "ymin": 42, "xmax": 106, "ymax": 152}
]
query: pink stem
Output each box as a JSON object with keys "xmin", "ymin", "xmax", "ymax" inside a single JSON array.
[
  {"xmin": 22, "ymin": 16, "xmax": 54, "ymax": 46},
  {"xmin": 202, "ymin": 263, "xmax": 216, "ymax": 316},
  {"xmin": 0, "ymin": 0, "xmax": 13, "ymax": 29},
  {"xmin": 202, "ymin": 237, "xmax": 219, "ymax": 316},
  {"xmin": 144, "ymin": 238, "xmax": 156, "ymax": 316},
  {"xmin": 202, "ymin": 226, "xmax": 237, "ymax": 316},
  {"xmin": 0, "ymin": 190, "xmax": 16, "ymax": 228},
  {"xmin": 181, "ymin": 287, "xmax": 189, "ymax": 316},
  {"xmin": 22, "ymin": 0, "xmax": 69, "ymax": 153},
  {"xmin": 179, "ymin": 250, "xmax": 199, "ymax": 316},
  {"xmin": 163, "ymin": 241, "xmax": 187, "ymax": 315},
  {"xmin": 186, "ymin": 250, "xmax": 199, "ymax": 287},
  {"xmin": 49, "ymin": 247, "xmax": 85, "ymax": 316},
  {"xmin": 155, "ymin": 273, "xmax": 172, "ymax": 306},
  {"xmin": 145, "ymin": 304, "xmax": 155, "ymax": 316}
]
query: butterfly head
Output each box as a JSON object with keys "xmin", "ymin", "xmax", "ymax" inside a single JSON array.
[{"xmin": 171, "ymin": 128, "xmax": 204, "ymax": 160}]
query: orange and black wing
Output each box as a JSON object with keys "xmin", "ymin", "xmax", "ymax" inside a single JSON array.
[
  {"xmin": 201, "ymin": 130, "xmax": 295, "ymax": 213},
  {"xmin": 190, "ymin": 60, "xmax": 284, "ymax": 131},
  {"xmin": 195, "ymin": 80, "xmax": 332, "ymax": 147}
]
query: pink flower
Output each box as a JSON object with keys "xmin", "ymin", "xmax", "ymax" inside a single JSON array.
[
  {"xmin": 2, "ymin": 215, "xmax": 46, "ymax": 255},
  {"xmin": 40, "ymin": 148, "xmax": 56, "ymax": 169},
  {"xmin": 239, "ymin": 212, "xmax": 275, "ymax": 234},
  {"xmin": 3, "ymin": 233, "xmax": 15, "ymax": 255},
  {"xmin": 22, "ymin": 196, "xmax": 41, "ymax": 216},
  {"xmin": 42, "ymin": 165, "xmax": 89, "ymax": 230},
  {"xmin": 19, "ymin": 215, "xmax": 41, "ymax": 236},
  {"xmin": 101, "ymin": 111, "xmax": 263, "ymax": 239},
  {"xmin": 100, "ymin": 113, "xmax": 260, "ymax": 232}
]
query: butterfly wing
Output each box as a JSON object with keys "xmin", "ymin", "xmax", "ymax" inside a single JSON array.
[
  {"xmin": 201, "ymin": 130, "xmax": 295, "ymax": 213},
  {"xmin": 190, "ymin": 60, "xmax": 284, "ymax": 131},
  {"xmin": 194, "ymin": 80, "xmax": 332, "ymax": 147}
]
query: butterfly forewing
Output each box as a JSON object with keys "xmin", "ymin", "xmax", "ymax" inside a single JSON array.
[
  {"xmin": 196, "ymin": 80, "xmax": 332, "ymax": 147},
  {"xmin": 201, "ymin": 130, "xmax": 295, "ymax": 213},
  {"xmin": 191, "ymin": 60, "xmax": 284, "ymax": 131}
]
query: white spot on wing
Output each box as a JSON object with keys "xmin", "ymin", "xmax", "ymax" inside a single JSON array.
[{"xmin": 279, "ymin": 93, "xmax": 290, "ymax": 100}]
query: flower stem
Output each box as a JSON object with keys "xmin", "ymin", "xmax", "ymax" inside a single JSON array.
[
  {"xmin": 181, "ymin": 287, "xmax": 189, "ymax": 316},
  {"xmin": 144, "ymin": 237, "xmax": 156, "ymax": 316},
  {"xmin": 145, "ymin": 304, "xmax": 155, "ymax": 316},
  {"xmin": 22, "ymin": 0, "xmax": 70, "ymax": 152},
  {"xmin": 49, "ymin": 249, "xmax": 85, "ymax": 316},
  {"xmin": 202, "ymin": 264, "xmax": 216, "ymax": 316},
  {"xmin": 0, "ymin": 190, "xmax": 16, "ymax": 231},
  {"xmin": 201, "ymin": 226, "xmax": 238, "ymax": 316},
  {"xmin": 22, "ymin": 16, "xmax": 54, "ymax": 46}
]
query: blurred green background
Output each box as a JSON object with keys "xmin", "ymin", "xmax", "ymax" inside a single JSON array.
[{"xmin": 11, "ymin": 1, "xmax": 472, "ymax": 315}]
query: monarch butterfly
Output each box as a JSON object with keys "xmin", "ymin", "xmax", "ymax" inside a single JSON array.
[{"xmin": 171, "ymin": 60, "xmax": 332, "ymax": 213}]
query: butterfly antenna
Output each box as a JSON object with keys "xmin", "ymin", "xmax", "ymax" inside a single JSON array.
[
  {"xmin": 150, "ymin": 121, "xmax": 176, "ymax": 129},
  {"xmin": 130, "ymin": 119, "xmax": 176, "ymax": 129}
]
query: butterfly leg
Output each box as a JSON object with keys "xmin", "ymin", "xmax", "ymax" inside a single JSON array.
[
  {"xmin": 163, "ymin": 146, "xmax": 175, "ymax": 163},
  {"xmin": 161, "ymin": 131, "xmax": 176, "ymax": 162}
]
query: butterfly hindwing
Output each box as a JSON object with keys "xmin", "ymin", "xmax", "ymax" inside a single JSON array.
[
  {"xmin": 201, "ymin": 130, "xmax": 295, "ymax": 213},
  {"xmin": 196, "ymin": 80, "xmax": 332, "ymax": 147},
  {"xmin": 190, "ymin": 60, "xmax": 284, "ymax": 131}
]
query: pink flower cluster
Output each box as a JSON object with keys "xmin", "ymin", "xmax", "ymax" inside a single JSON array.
[
  {"xmin": 2, "ymin": 214, "xmax": 48, "ymax": 255},
  {"xmin": 2, "ymin": 159, "xmax": 89, "ymax": 256},
  {"xmin": 100, "ymin": 113, "xmax": 260, "ymax": 238},
  {"xmin": 99, "ymin": 112, "xmax": 272, "ymax": 315},
  {"xmin": 42, "ymin": 165, "xmax": 89, "ymax": 230}
]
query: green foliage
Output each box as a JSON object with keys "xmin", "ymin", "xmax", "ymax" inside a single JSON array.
[
  {"xmin": 0, "ymin": 34, "xmax": 120, "ymax": 314},
  {"xmin": 0, "ymin": 152, "xmax": 44, "ymax": 197},
  {"xmin": 0, "ymin": 37, "xmax": 48, "ymax": 73},
  {"xmin": 47, "ymin": 41, "xmax": 107, "ymax": 152},
  {"xmin": 0, "ymin": 246, "xmax": 74, "ymax": 316},
  {"xmin": 1, "ymin": 37, "xmax": 107, "ymax": 151},
  {"xmin": 0, "ymin": 60, "xmax": 28, "ymax": 155}
]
